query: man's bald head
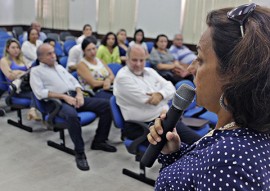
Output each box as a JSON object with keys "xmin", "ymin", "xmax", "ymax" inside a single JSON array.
[
  {"xmin": 37, "ymin": 43, "xmax": 56, "ymax": 66},
  {"xmin": 126, "ymin": 44, "xmax": 146, "ymax": 76}
]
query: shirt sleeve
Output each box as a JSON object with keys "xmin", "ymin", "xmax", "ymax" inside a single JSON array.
[
  {"xmin": 196, "ymin": 164, "xmax": 262, "ymax": 191},
  {"xmin": 158, "ymin": 143, "xmax": 189, "ymax": 169},
  {"xmin": 148, "ymin": 69, "xmax": 175, "ymax": 100},
  {"xmin": 30, "ymin": 67, "xmax": 49, "ymax": 100},
  {"xmin": 66, "ymin": 47, "xmax": 79, "ymax": 69}
]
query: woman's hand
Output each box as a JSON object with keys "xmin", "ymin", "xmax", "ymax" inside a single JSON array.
[
  {"xmin": 103, "ymin": 78, "xmax": 111, "ymax": 90},
  {"xmin": 147, "ymin": 115, "xmax": 181, "ymax": 154}
]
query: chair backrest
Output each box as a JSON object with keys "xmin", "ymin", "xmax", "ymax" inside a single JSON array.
[
  {"xmin": 146, "ymin": 41, "xmax": 154, "ymax": 53},
  {"xmin": 175, "ymin": 80, "xmax": 196, "ymax": 111},
  {"xmin": 47, "ymin": 33, "xmax": 60, "ymax": 42},
  {"xmin": 0, "ymin": 69, "xmax": 9, "ymax": 92},
  {"xmin": 110, "ymin": 96, "xmax": 125, "ymax": 130},
  {"xmin": 54, "ymin": 41, "xmax": 64, "ymax": 57},
  {"xmin": 71, "ymin": 71, "xmax": 78, "ymax": 80},
  {"xmin": 107, "ymin": 63, "xmax": 122, "ymax": 76},
  {"xmin": 63, "ymin": 39, "xmax": 76, "ymax": 55},
  {"xmin": 59, "ymin": 31, "xmax": 72, "ymax": 42},
  {"xmin": 12, "ymin": 26, "xmax": 24, "ymax": 38},
  {"xmin": 59, "ymin": 56, "xmax": 68, "ymax": 68}
]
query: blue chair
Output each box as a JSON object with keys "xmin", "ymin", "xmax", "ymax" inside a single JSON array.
[
  {"xmin": 0, "ymin": 69, "xmax": 33, "ymax": 132},
  {"xmin": 63, "ymin": 39, "xmax": 76, "ymax": 56},
  {"xmin": 34, "ymin": 95, "xmax": 97, "ymax": 155},
  {"xmin": 107, "ymin": 63, "xmax": 122, "ymax": 76},
  {"xmin": 59, "ymin": 56, "xmax": 68, "ymax": 68},
  {"xmin": 54, "ymin": 41, "xmax": 64, "ymax": 58},
  {"xmin": 146, "ymin": 42, "xmax": 154, "ymax": 53},
  {"xmin": 110, "ymin": 96, "xmax": 155, "ymax": 186},
  {"xmin": 145, "ymin": 61, "xmax": 151, "ymax": 68}
]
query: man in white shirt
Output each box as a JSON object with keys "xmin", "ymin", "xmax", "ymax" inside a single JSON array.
[
  {"xmin": 114, "ymin": 45, "xmax": 201, "ymax": 145},
  {"xmin": 76, "ymin": 24, "xmax": 93, "ymax": 44},
  {"xmin": 66, "ymin": 44, "xmax": 83, "ymax": 72},
  {"xmin": 30, "ymin": 44, "xmax": 116, "ymax": 171}
]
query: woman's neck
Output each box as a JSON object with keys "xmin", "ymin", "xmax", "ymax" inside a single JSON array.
[
  {"xmin": 157, "ymin": 48, "xmax": 166, "ymax": 53},
  {"xmin": 85, "ymin": 57, "xmax": 96, "ymax": 64},
  {"xmin": 215, "ymin": 107, "xmax": 235, "ymax": 130},
  {"xmin": 30, "ymin": 40, "xmax": 36, "ymax": 45}
]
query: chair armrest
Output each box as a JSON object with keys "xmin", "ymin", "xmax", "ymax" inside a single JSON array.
[
  {"xmin": 0, "ymin": 81, "xmax": 16, "ymax": 106},
  {"xmin": 43, "ymin": 98, "xmax": 62, "ymax": 126},
  {"xmin": 125, "ymin": 120, "xmax": 149, "ymax": 154}
]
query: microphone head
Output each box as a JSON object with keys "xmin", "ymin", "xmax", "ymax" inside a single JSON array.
[{"xmin": 173, "ymin": 84, "xmax": 195, "ymax": 110}]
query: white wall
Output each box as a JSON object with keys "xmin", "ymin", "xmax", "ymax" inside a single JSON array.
[
  {"xmin": 252, "ymin": 0, "xmax": 270, "ymax": 7},
  {"xmin": 136, "ymin": 0, "xmax": 182, "ymax": 39},
  {"xmin": 0, "ymin": 0, "xmax": 35, "ymax": 25},
  {"xmin": 69, "ymin": 0, "xmax": 97, "ymax": 32}
]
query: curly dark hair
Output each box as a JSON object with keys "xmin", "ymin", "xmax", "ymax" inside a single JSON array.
[{"xmin": 206, "ymin": 5, "xmax": 270, "ymax": 132}]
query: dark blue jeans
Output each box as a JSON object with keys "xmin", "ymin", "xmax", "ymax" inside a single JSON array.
[{"xmin": 45, "ymin": 97, "xmax": 112, "ymax": 153}]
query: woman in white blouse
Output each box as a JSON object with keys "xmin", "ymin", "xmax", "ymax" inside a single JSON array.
[{"xmin": 21, "ymin": 28, "xmax": 43, "ymax": 66}]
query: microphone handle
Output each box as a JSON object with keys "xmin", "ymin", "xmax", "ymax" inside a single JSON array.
[{"xmin": 141, "ymin": 106, "xmax": 182, "ymax": 167}]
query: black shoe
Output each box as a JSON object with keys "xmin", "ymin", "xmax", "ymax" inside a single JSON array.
[
  {"xmin": 75, "ymin": 152, "xmax": 89, "ymax": 171},
  {"xmin": 91, "ymin": 142, "xmax": 117, "ymax": 152}
]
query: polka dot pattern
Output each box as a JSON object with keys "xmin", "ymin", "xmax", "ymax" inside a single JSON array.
[{"xmin": 155, "ymin": 128, "xmax": 270, "ymax": 190}]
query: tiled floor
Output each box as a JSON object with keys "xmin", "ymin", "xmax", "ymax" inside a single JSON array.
[{"xmin": 0, "ymin": 107, "xmax": 160, "ymax": 191}]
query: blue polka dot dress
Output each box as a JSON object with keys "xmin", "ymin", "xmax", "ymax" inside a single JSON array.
[{"xmin": 155, "ymin": 128, "xmax": 270, "ymax": 190}]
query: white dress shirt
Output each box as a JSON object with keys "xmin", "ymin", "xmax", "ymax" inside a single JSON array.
[
  {"xmin": 30, "ymin": 62, "xmax": 82, "ymax": 100},
  {"xmin": 114, "ymin": 66, "xmax": 175, "ymax": 122},
  {"xmin": 66, "ymin": 44, "xmax": 83, "ymax": 70}
]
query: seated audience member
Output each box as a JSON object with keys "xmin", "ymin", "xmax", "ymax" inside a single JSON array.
[
  {"xmin": 169, "ymin": 34, "xmax": 197, "ymax": 65},
  {"xmin": 66, "ymin": 44, "xmax": 83, "ymax": 72},
  {"xmin": 129, "ymin": 29, "xmax": 149, "ymax": 57},
  {"xmin": 149, "ymin": 34, "xmax": 191, "ymax": 85},
  {"xmin": 147, "ymin": 4, "xmax": 270, "ymax": 190},
  {"xmin": 77, "ymin": 24, "xmax": 94, "ymax": 45},
  {"xmin": 0, "ymin": 38, "xmax": 41, "ymax": 120},
  {"xmin": 30, "ymin": 44, "xmax": 117, "ymax": 171},
  {"xmin": 21, "ymin": 28, "xmax": 43, "ymax": 66},
  {"xmin": 117, "ymin": 29, "xmax": 129, "ymax": 65},
  {"xmin": 96, "ymin": 32, "xmax": 121, "ymax": 64},
  {"xmin": 114, "ymin": 45, "xmax": 201, "ymax": 145},
  {"xmin": 77, "ymin": 36, "xmax": 114, "ymax": 100},
  {"xmin": 23, "ymin": 21, "xmax": 47, "ymax": 42}
]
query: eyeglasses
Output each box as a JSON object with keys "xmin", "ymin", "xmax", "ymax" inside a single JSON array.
[{"xmin": 227, "ymin": 3, "xmax": 256, "ymax": 37}]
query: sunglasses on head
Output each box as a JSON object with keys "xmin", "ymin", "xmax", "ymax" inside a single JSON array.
[{"xmin": 227, "ymin": 3, "xmax": 256, "ymax": 37}]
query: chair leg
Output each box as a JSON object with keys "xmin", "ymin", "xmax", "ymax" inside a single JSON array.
[
  {"xmin": 7, "ymin": 109, "xmax": 33, "ymax": 132},
  {"xmin": 47, "ymin": 129, "xmax": 75, "ymax": 156},
  {"xmin": 122, "ymin": 162, "xmax": 155, "ymax": 187}
]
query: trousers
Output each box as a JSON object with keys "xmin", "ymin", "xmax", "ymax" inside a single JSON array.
[{"xmin": 45, "ymin": 97, "xmax": 112, "ymax": 153}]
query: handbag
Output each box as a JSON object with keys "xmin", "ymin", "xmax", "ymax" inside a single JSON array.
[{"xmin": 10, "ymin": 71, "xmax": 31, "ymax": 94}]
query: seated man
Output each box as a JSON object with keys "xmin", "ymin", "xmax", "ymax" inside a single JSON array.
[
  {"xmin": 30, "ymin": 44, "xmax": 116, "ymax": 171},
  {"xmin": 114, "ymin": 44, "xmax": 201, "ymax": 145},
  {"xmin": 169, "ymin": 33, "xmax": 197, "ymax": 69}
]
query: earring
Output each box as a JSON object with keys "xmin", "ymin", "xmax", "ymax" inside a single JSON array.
[{"xmin": 219, "ymin": 93, "xmax": 229, "ymax": 111}]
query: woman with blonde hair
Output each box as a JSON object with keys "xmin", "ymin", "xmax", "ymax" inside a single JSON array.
[{"xmin": 0, "ymin": 38, "xmax": 41, "ymax": 120}]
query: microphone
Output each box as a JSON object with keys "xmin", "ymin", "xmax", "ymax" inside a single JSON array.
[{"xmin": 141, "ymin": 84, "xmax": 195, "ymax": 167}]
